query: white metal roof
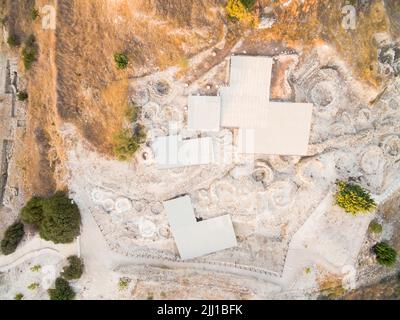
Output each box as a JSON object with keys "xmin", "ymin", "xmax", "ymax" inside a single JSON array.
[
  {"xmin": 188, "ymin": 96, "xmax": 221, "ymax": 131},
  {"xmin": 237, "ymin": 102, "xmax": 313, "ymax": 155},
  {"xmin": 153, "ymin": 135, "xmax": 215, "ymax": 169},
  {"xmin": 164, "ymin": 196, "xmax": 237, "ymax": 260}
]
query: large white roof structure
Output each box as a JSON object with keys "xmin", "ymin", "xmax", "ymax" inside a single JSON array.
[
  {"xmin": 164, "ymin": 196, "xmax": 237, "ymax": 260},
  {"xmin": 187, "ymin": 55, "xmax": 314, "ymax": 156},
  {"xmin": 188, "ymin": 96, "xmax": 221, "ymax": 132},
  {"xmin": 153, "ymin": 135, "xmax": 215, "ymax": 169}
]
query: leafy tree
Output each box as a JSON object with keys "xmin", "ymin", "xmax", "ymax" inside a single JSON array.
[
  {"xmin": 48, "ymin": 277, "xmax": 75, "ymax": 300},
  {"xmin": 1, "ymin": 221, "xmax": 25, "ymax": 255},
  {"xmin": 20, "ymin": 196, "xmax": 44, "ymax": 227},
  {"xmin": 114, "ymin": 53, "xmax": 129, "ymax": 70},
  {"xmin": 17, "ymin": 91, "xmax": 29, "ymax": 101},
  {"xmin": 39, "ymin": 192, "xmax": 81, "ymax": 244},
  {"xmin": 368, "ymin": 221, "xmax": 383, "ymax": 234},
  {"xmin": 20, "ymin": 192, "xmax": 81, "ymax": 244},
  {"xmin": 335, "ymin": 181, "xmax": 376, "ymax": 215},
  {"xmin": 61, "ymin": 255, "xmax": 84, "ymax": 280},
  {"xmin": 374, "ymin": 242, "xmax": 397, "ymax": 267}
]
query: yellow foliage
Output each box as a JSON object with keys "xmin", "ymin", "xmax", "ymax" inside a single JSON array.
[{"xmin": 226, "ymin": 0, "xmax": 254, "ymax": 24}]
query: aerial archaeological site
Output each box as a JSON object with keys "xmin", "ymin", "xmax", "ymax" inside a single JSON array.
[{"xmin": 0, "ymin": 0, "xmax": 400, "ymax": 301}]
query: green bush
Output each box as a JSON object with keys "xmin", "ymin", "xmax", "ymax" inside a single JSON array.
[
  {"xmin": 22, "ymin": 35, "xmax": 38, "ymax": 70},
  {"xmin": 20, "ymin": 196, "xmax": 44, "ymax": 227},
  {"xmin": 374, "ymin": 242, "xmax": 397, "ymax": 267},
  {"xmin": 126, "ymin": 104, "xmax": 139, "ymax": 123},
  {"xmin": 7, "ymin": 34, "xmax": 20, "ymax": 47},
  {"xmin": 369, "ymin": 221, "xmax": 383, "ymax": 234},
  {"xmin": 335, "ymin": 181, "xmax": 377, "ymax": 215},
  {"xmin": 1, "ymin": 221, "xmax": 25, "ymax": 255},
  {"xmin": 20, "ymin": 192, "xmax": 81, "ymax": 244},
  {"xmin": 48, "ymin": 277, "xmax": 75, "ymax": 300},
  {"xmin": 17, "ymin": 91, "xmax": 29, "ymax": 101},
  {"xmin": 239, "ymin": 0, "xmax": 256, "ymax": 10},
  {"xmin": 114, "ymin": 53, "xmax": 129, "ymax": 70},
  {"xmin": 30, "ymin": 8, "xmax": 40, "ymax": 20},
  {"xmin": 113, "ymin": 126, "xmax": 146, "ymax": 161},
  {"xmin": 61, "ymin": 255, "xmax": 84, "ymax": 280},
  {"xmin": 14, "ymin": 293, "xmax": 24, "ymax": 300},
  {"xmin": 39, "ymin": 192, "xmax": 81, "ymax": 244}
]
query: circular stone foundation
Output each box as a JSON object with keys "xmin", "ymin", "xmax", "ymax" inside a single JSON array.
[
  {"xmin": 102, "ymin": 199, "xmax": 115, "ymax": 212},
  {"xmin": 252, "ymin": 162, "xmax": 274, "ymax": 186},
  {"xmin": 267, "ymin": 181, "xmax": 297, "ymax": 208},
  {"xmin": 139, "ymin": 219, "xmax": 157, "ymax": 238},
  {"xmin": 130, "ymin": 85, "xmax": 150, "ymax": 106},
  {"xmin": 91, "ymin": 189, "xmax": 106, "ymax": 203},
  {"xmin": 297, "ymin": 158, "xmax": 325, "ymax": 184},
  {"xmin": 360, "ymin": 146, "xmax": 385, "ymax": 174},
  {"xmin": 382, "ymin": 135, "xmax": 400, "ymax": 157},
  {"xmin": 115, "ymin": 197, "xmax": 132, "ymax": 214}
]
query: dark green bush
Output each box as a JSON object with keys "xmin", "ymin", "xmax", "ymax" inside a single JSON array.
[
  {"xmin": 61, "ymin": 255, "xmax": 84, "ymax": 280},
  {"xmin": 39, "ymin": 192, "xmax": 81, "ymax": 244},
  {"xmin": 239, "ymin": 0, "xmax": 256, "ymax": 9},
  {"xmin": 1, "ymin": 221, "xmax": 25, "ymax": 255},
  {"xmin": 17, "ymin": 91, "xmax": 29, "ymax": 101},
  {"xmin": 30, "ymin": 8, "xmax": 40, "ymax": 20},
  {"xmin": 14, "ymin": 293, "xmax": 24, "ymax": 300},
  {"xmin": 374, "ymin": 242, "xmax": 397, "ymax": 267},
  {"xmin": 20, "ymin": 192, "xmax": 81, "ymax": 244},
  {"xmin": 20, "ymin": 196, "xmax": 44, "ymax": 227},
  {"xmin": 7, "ymin": 34, "xmax": 20, "ymax": 47},
  {"xmin": 114, "ymin": 53, "xmax": 129, "ymax": 69},
  {"xmin": 48, "ymin": 277, "xmax": 75, "ymax": 300},
  {"xmin": 22, "ymin": 35, "xmax": 38, "ymax": 70}
]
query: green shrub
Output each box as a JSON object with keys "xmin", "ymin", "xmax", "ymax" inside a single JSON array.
[
  {"xmin": 369, "ymin": 221, "xmax": 383, "ymax": 234},
  {"xmin": 20, "ymin": 192, "xmax": 81, "ymax": 244},
  {"xmin": 239, "ymin": 0, "xmax": 256, "ymax": 10},
  {"xmin": 39, "ymin": 192, "xmax": 81, "ymax": 244},
  {"xmin": 48, "ymin": 277, "xmax": 75, "ymax": 300},
  {"xmin": 61, "ymin": 255, "xmax": 84, "ymax": 280},
  {"xmin": 20, "ymin": 196, "xmax": 44, "ymax": 227},
  {"xmin": 113, "ymin": 126, "xmax": 146, "ymax": 161},
  {"xmin": 226, "ymin": 0, "xmax": 255, "ymax": 23},
  {"xmin": 126, "ymin": 104, "xmax": 139, "ymax": 123},
  {"xmin": 114, "ymin": 53, "xmax": 129, "ymax": 70},
  {"xmin": 335, "ymin": 181, "xmax": 377, "ymax": 215},
  {"xmin": 22, "ymin": 35, "xmax": 38, "ymax": 70},
  {"xmin": 27, "ymin": 282, "xmax": 39, "ymax": 290},
  {"xmin": 118, "ymin": 277, "xmax": 130, "ymax": 291},
  {"xmin": 30, "ymin": 264, "xmax": 41, "ymax": 272},
  {"xmin": 14, "ymin": 293, "xmax": 24, "ymax": 300},
  {"xmin": 30, "ymin": 8, "xmax": 40, "ymax": 20},
  {"xmin": 17, "ymin": 90, "xmax": 29, "ymax": 101},
  {"xmin": 374, "ymin": 242, "xmax": 397, "ymax": 267},
  {"xmin": 7, "ymin": 34, "xmax": 20, "ymax": 47},
  {"xmin": 1, "ymin": 221, "xmax": 25, "ymax": 255}
]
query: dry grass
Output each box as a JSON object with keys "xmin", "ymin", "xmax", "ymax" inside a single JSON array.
[{"xmin": 253, "ymin": 0, "xmax": 390, "ymax": 87}]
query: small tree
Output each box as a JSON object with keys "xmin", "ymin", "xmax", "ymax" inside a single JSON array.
[
  {"xmin": 114, "ymin": 53, "xmax": 129, "ymax": 70},
  {"xmin": 61, "ymin": 255, "xmax": 84, "ymax": 280},
  {"xmin": 48, "ymin": 277, "xmax": 75, "ymax": 300},
  {"xmin": 17, "ymin": 90, "xmax": 29, "ymax": 101},
  {"xmin": 374, "ymin": 242, "xmax": 397, "ymax": 267},
  {"xmin": 226, "ymin": 0, "xmax": 255, "ymax": 24},
  {"xmin": 1, "ymin": 221, "xmax": 25, "ymax": 255},
  {"xmin": 30, "ymin": 8, "xmax": 40, "ymax": 20},
  {"xmin": 20, "ymin": 196, "xmax": 44, "ymax": 227},
  {"xmin": 335, "ymin": 181, "xmax": 376, "ymax": 215},
  {"xmin": 39, "ymin": 192, "xmax": 81, "ymax": 244},
  {"xmin": 14, "ymin": 293, "xmax": 24, "ymax": 300}
]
